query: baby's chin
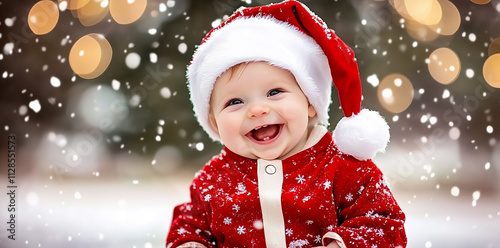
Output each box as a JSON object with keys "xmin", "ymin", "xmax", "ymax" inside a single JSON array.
[
  {"xmin": 248, "ymin": 148, "xmax": 291, "ymax": 161},
  {"xmin": 230, "ymin": 148, "xmax": 283, "ymax": 161}
]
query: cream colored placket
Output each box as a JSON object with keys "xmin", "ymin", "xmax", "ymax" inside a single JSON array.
[
  {"xmin": 257, "ymin": 125, "xmax": 327, "ymax": 247},
  {"xmin": 257, "ymin": 158, "xmax": 287, "ymax": 247}
]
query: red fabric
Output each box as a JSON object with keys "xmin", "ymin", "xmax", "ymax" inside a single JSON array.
[
  {"xmin": 166, "ymin": 132, "xmax": 407, "ymax": 248},
  {"xmin": 198, "ymin": 0, "xmax": 362, "ymax": 117}
]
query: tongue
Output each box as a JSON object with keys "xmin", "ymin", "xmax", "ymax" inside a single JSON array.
[{"xmin": 252, "ymin": 125, "xmax": 279, "ymax": 141}]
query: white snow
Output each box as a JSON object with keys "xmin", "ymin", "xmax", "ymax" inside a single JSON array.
[
  {"xmin": 451, "ymin": 186, "xmax": 460, "ymax": 197},
  {"xmin": 111, "ymin": 79, "xmax": 120, "ymax": 90},
  {"xmin": 178, "ymin": 43, "xmax": 187, "ymax": 54},
  {"xmin": 50, "ymin": 76, "xmax": 61, "ymax": 87},
  {"xmin": 367, "ymin": 74, "xmax": 379, "ymax": 87},
  {"xmin": 125, "ymin": 52, "xmax": 141, "ymax": 69},
  {"xmin": 29, "ymin": 99, "xmax": 42, "ymax": 113}
]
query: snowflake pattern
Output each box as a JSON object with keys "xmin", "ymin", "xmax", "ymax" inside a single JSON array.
[
  {"xmin": 286, "ymin": 228, "xmax": 293, "ymax": 236},
  {"xmin": 289, "ymin": 239, "xmax": 309, "ymax": 248},
  {"xmin": 314, "ymin": 235, "xmax": 322, "ymax": 244},
  {"xmin": 223, "ymin": 217, "xmax": 232, "ymax": 225},
  {"xmin": 375, "ymin": 229, "xmax": 384, "ymax": 237},
  {"xmin": 177, "ymin": 228, "xmax": 188, "ymax": 235},
  {"xmin": 204, "ymin": 194, "xmax": 212, "ymax": 202},
  {"xmin": 296, "ymin": 174, "xmax": 306, "ymax": 184},
  {"xmin": 237, "ymin": 226, "xmax": 246, "ymax": 235},
  {"xmin": 345, "ymin": 193, "xmax": 354, "ymax": 202},
  {"xmin": 302, "ymin": 196, "xmax": 311, "ymax": 203},
  {"xmin": 236, "ymin": 182, "xmax": 247, "ymax": 194},
  {"xmin": 323, "ymin": 180, "xmax": 331, "ymax": 190},
  {"xmin": 232, "ymin": 204, "xmax": 240, "ymax": 212}
]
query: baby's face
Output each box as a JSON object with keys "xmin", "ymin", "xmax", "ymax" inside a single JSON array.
[{"xmin": 209, "ymin": 62, "xmax": 317, "ymax": 160}]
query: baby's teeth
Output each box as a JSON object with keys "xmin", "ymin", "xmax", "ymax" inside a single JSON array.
[{"xmin": 263, "ymin": 137, "xmax": 270, "ymax": 141}]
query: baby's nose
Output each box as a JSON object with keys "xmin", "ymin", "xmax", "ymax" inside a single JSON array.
[{"xmin": 247, "ymin": 104, "xmax": 270, "ymax": 118}]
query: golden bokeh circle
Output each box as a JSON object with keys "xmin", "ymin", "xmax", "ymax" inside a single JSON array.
[
  {"xmin": 109, "ymin": 0, "xmax": 147, "ymax": 25},
  {"xmin": 76, "ymin": 0, "xmax": 110, "ymax": 27},
  {"xmin": 406, "ymin": 19, "xmax": 440, "ymax": 42},
  {"xmin": 483, "ymin": 54, "xmax": 500, "ymax": 88},
  {"xmin": 470, "ymin": 0, "xmax": 492, "ymax": 4},
  {"xmin": 28, "ymin": 0, "xmax": 60, "ymax": 35},
  {"xmin": 428, "ymin": 47, "xmax": 461, "ymax": 85},
  {"xmin": 391, "ymin": 0, "xmax": 412, "ymax": 20},
  {"xmin": 69, "ymin": 33, "xmax": 112, "ymax": 79},
  {"xmin": 59, "ymin": 0, "xmax": 91, "ymax": 10},
  {"xmin": 377, "ymin": 73, "xmax": 414, "ymax": 113},
  {"xmin": 488, "ymin": 37, "xmax": 500, "ymax": 56},
  {"xmin": 405, "ymin": 0, "xmax": 442, "ymax": 25},
  {"xmin": 429, "ymin": 0, "xmax": 461, "ymax": 36}
]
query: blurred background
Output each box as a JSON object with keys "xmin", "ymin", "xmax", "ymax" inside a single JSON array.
[{"xmin": 1, "ymin": 0, "xmax": 500, "ymax": 247}]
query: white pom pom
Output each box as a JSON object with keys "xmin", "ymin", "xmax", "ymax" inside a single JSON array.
[{"xmin": 333, "ymin": 109, "xmax": 390, "ymax": 161}]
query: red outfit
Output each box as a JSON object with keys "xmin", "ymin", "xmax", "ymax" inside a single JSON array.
[{"xmin": 166, "ymin": 132, "xmax": 406, "ymax": 248}]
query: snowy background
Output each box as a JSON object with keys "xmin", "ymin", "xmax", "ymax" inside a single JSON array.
[{"xmin": 1, "ymin": 0, "xmax": 500, "ymax": 247}]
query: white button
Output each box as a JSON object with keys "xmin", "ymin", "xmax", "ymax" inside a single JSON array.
[{"xmin": 265, "ymin": 165, "xmax": 276, "ymax": 175}]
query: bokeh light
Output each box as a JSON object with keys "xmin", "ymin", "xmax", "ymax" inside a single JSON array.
[
  {"xmin": 78, "ymin": 85, "xmax": 128, "ymax": 131},
  {"xmin": 488, "ymin": 37, "xmax": 500, "ymax": 56},
  {"xmin": 429, "ymin": 0, "xmax": 460, "ymax": 36},
  {"xmin": 483, "ymin": 54, "xmax": 500, "ymax": 88},
  {"xmin": 405, "ymin": 19, "xmax": 439, "ymax": 42},
  {"xmin": 28, "ymin": 0, "xmax": 60, "ymax": 35},
  {"xmin": 405, "ymin": 0, "xmax": 442, "ymax": 25},
  {"xmin": 377, "ymin": 73, "xmax": 414, "ymax": 113},
  {"xmin": 69, "ymin": 33, "xmax": 112, "ymax": 79},
  {"xmin": 428, "ymin": 47, "xmax": 461, "ymax": 85},
  {"xmin": 75, "ymin": 0, "xmax": 110, "ymax": 27},
  {"xmin": 390, "ymin": 0, "xmax": 412, "ymax": 20},
  {"xmin": 109, "ymin": 0, "xmax": 147, "ymax": 25},
  {"xmin": 59, "ymin": 0, "xmax": 91, "ymax": 10},
  {"xmin": 470, "ymin": 0, "xmax": 492, "ymax": 4}
]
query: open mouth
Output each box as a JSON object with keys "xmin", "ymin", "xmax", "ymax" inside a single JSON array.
[{"xmin": 247, "ymin": 124, "xmax": 282, "ymax": 143}]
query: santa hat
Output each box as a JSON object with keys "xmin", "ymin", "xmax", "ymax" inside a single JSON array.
[{"xmin": 187, "ymin": 0, "xmax": 389, "ymax": 161}]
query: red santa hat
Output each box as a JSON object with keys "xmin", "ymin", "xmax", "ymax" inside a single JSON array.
[{"xmin": 187, "ymin": 0, "xmax": 389, "ymax": 161}]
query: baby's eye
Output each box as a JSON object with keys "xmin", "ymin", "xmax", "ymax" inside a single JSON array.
[
  {"xmin": 225, "ymin": 98, "xmax": 243, "ymax": 107},
  {"xmin": 268, "ymin": 89, "xmax": 283, "ymax": 97}
]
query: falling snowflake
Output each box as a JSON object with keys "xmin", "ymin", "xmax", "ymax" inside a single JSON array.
[
  {"xmin": 237, "ymin": 226, "xmax": 246, "ymax": 235},
  {"xmin": 296, "ymin": 174, "xmax": 306, "ymax": 184},
  {"xmin": 345, "ymin": 193, "xmax": 354, "ymax": 202},
  {"xmin": 375, "ymin": 229, "xmax": 384, "ymax": 237},
  {"xmin": 302, "ymin": 196, "xmax": 311, "ymax": 203},
  {"xmin": 286, "ymin": 228, "xmax": 293, "ymax": 236},
  {"xmin": 323, "ymin": 180, "xmax": 331, "ymax": 190},
  {"xmin": 232, "ymin": 204, "xmax": 240, "ymax": 212},
  {"xmin": 223, "ymin": 217, "xmax": 232, "ymax": 225}
]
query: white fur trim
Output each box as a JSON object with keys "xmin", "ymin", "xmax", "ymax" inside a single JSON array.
[
  {"xmin": 187, "ymin": 16, "xmax": 332, "ymax": 142},
  {"xmin": 333, "ymin": 109, "xmax": 390, "ymax": 160}
]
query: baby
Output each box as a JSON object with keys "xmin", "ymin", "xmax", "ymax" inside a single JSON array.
[{"xmin": 166, "ymin": 1, "xmax": 407, "ymax": 247}]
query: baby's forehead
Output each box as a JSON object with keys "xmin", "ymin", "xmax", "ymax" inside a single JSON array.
[{"xmin": 217, "ymin": 62, "xmax": 251, "ymax": 84}]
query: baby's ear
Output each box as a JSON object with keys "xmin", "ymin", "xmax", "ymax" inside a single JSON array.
[
  {"xmin": 308, "ymin": 103, "xmax": 317, "ymax": 118},
  {"xmin": 208, "ymin": 113, "xmax": 220, "ymax": 135}
]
